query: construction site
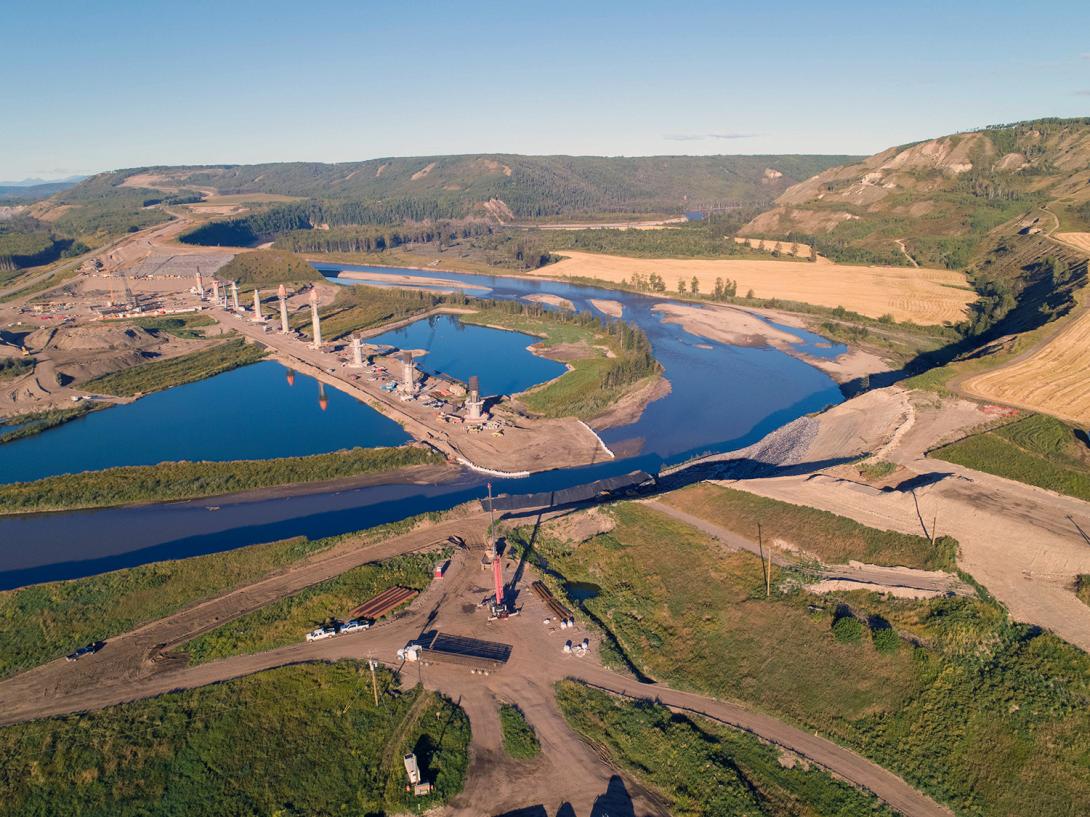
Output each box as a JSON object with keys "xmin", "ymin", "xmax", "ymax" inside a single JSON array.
[{"xmin": 0, "ymin": 239, "xmax": 613, "ymax": 474}]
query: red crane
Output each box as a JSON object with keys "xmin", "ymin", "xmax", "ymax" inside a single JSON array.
[{"xmin": 492, "ymin": 556, "xmax": 505, "ymax": 609}]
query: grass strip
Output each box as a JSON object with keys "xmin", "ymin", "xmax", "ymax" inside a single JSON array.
[
  {"xmin": 0, "ymin": 445, "xmax": 441, "ymax": 513},
  {"xmin": 84, "ymin": 338, "xmax": 266, "ymax": 397},
  {"xmin": 498, "ymin": 703, "xmax": 540, "ymax": 759},
  {"xmin": 0, "ymin": 663, "xmax": 469, "ymax": 815}
]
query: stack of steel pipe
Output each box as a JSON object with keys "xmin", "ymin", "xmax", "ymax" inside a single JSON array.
[
  {"xmin": 349, "ymin": 586, "xmax": 418, "ymax": 620},
  {"xmin": 531, "ymin": 580, "xmax": 575, "ymax": 624}
]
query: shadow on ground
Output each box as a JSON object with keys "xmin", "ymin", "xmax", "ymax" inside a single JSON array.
[{"xmin": 493, "ymin": 775, "xmax": 638, "ymax": 817}]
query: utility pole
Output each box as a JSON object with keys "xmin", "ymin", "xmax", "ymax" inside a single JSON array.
[
  {"xmin": 766, "ymin": 545, "xmax": 773, "ymax": 598},
  {"xmin": 931, "ymin": 512, "xmax": 938, "ymax": 547},
  {"xmin": 757, "ymin": 522, "xmax": 770, "ymax": 597},
  {"xmin": 368, "ymin": 658, "xmax": 380, "ymax": 706}
]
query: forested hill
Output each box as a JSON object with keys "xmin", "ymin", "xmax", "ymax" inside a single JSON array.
[{"xmin": 74, "ymin": 154, "xmax": 856, "ymax": 220}]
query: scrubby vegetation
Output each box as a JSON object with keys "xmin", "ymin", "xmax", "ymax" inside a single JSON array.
[
  {"xmin": 460, "ymin": 300, "xmax": 661, "ymax": 419},
  {"xmin": 0, "ymin": 218, "xmax": 70, "ymax": 272},
  {"xmin": 216, "ymin": 249, "xmax": 321, "ymax": 285},
  {"xmin": 544, "ymin": 210, "xmax": 778, "ymax": 260},
  {"xmin": 184, "ymin": 551, "xmax": 440, "ymax": 664},
  {"xmin": 0, "ymin": 663, "xmax": 470, "ymax": 816},
  {"xmin": 0, "ymin": 515, "xmax": 437, "ymax": 678},
  {"xmin": 119, "ymin": 313, "xmax": 216, "ymax": 338},
  {"xmin": 1076, "ymin": 575, "xmax": 1090, "ymax": 607},
  {"xmin": 556, "ymin": 681, "xmax": 896, "ymax": 817},
  {"xmin": 84, "ymin": 338, "xmax": 266, "ymax": 396},
  {"xmin": 509, "ymin": 502, "xmax": 1090, "ymax": 817},
  {"xmin": 932, "ymin": 413, "xmax": 1090, "ymax": 501},
  {"xmin": 0, "ymin": 445, "xmax": 440, "ymax": 513},
  {"xmin": 0, "ymin": 356, "xmax": 34, "ymax": 380},
  {"xmin": 855, "ymin": 458, "xmax": 896, "ymax": 481},
  {"xmin": 498, "ymin": 704, "xmax": 540, "ymax": 759},
  {"xmin": 659, "ymin": 482, "xmax": 955, "ymax": 570},
  {"xmin": 0, "ymin": 403, "xmax": 100, "ymax": 443}
]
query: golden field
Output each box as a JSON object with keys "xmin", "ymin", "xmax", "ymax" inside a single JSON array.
[
  {"xmin": 961, "ymin": 306, "xmax": 1090, "ymax": 424},
  {"xmin": 540, "ymin": 251, "xmax": 973, "ymax": 325}
]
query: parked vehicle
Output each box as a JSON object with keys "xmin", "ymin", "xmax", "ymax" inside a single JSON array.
[
  {"xmin": 340, "ymin": 618, "xmax": 371, "ymax": 634},
  {"xmin": 66, "ymin": 641, "xmax": 106, "ymax": 662},
  {"xmin": 306, "ymin": 625, "xmax": 338, "ymax": 642}
]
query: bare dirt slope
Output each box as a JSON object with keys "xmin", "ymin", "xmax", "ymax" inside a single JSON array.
[
  {"xmin": 542, "ymin": 250, "xmax": 972, "ymax": 324},
  {"xmin": 689, "ymin": 387, "xmax": 1090, "ymax": 652}
]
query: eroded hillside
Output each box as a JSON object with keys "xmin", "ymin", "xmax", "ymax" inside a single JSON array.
[{"xmin": 742, "ymin": 118, "xmax": 1090, "ymax": 271}]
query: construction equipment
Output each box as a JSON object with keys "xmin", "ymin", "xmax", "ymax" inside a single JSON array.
[{"xmin": 488, "ymin": 555, "xmax": 518, "ymax": 620}]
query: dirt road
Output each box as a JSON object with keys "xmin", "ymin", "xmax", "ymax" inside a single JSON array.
[
  {"xmin": 0, "ymin": 511, "xmax": 952, "ymax": 817},
  {"xmin": 571, "ymin": 666, "xmax": 954, "ymax": 817},
  {"xmin": 644, "ymin": 499, "xmax": 972, "ymax": 596},
  {"xmin": 691, "ymin": 387, "xmax": 1090, "ymax": 652}
]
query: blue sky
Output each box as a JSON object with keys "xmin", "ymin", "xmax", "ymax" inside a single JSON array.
[{"xmin": 2, "ymin": 0, "xmax": 1088, "ymax": 180}]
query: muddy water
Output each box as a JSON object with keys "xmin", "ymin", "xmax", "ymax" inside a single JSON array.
[{"xmin": 0, "ymin": 265, "xmax": 845, "ymax": 587}]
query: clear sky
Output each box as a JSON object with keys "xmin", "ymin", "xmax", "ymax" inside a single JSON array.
[{"xmin": 2, "ymin": 0, "xmax": 1088, "ymax": 180}]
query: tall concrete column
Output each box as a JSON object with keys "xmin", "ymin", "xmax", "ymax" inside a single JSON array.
[
  {"xmin": 350, "ymin": 335, "xmax": 364, "ymax": 368},
  {"xmin": 309, "ymin": 288, "xmax": 322, "ymax": 349},
  {"xmin": 211, "ymin": 279, "xmax": 220, "ymax": 305},
  {"xmin": 252, "ymin": 288, "xmax": 263, "ymax": 322},
  {"xmin": 401, "ymin": 354, "xmax": 416, "ymax": 393},
  {"xmin": 278, "ymin": 284, "xmax": 289, "ymax": 334},
  {"xmin": 230, "ymin": 281, "xmax": 240, "ymax": 311},
  {"xmin": 195, "ymin": 270, "xmax": 205, "ymax": 300},
  {"xmin": 466, "ymin": 374, "xmax": 485, "ymax": 421}
]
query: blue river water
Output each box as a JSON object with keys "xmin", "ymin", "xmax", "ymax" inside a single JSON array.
[
  {"xmin": 368, "ymin": 314, "xmax": 566, "ymax": 396},
  {"xmin": 0, "ymin": 362, "xmax": 411, "ymax": 484},
  {"xmin": 0, "ymin": 264, "xmax": 848, "ymax": 587}
]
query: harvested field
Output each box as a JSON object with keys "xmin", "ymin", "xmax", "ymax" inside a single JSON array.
[
  {"xmin": 542, "ymin": 251, "xmax": 973, "ymax": 324},
  {"xmin": 961, "ymin": 306, "xmax": 1090, "ymax": 424},
  {"xmin": 1055, "ymin": 232, "xmax": 1090, "ymax": 255},
  {"xmin": 734, "ymin": 236, "xmax": 813, "ymax": 258}
]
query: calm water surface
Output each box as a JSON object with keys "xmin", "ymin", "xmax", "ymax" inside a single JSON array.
[
  {"xmin": 0, "ymin": 264, "xmax": 848, "ymax": 586},
  {"xmin": 0, "ymin": 362, "xmax": 409, "ymax": 483},
  {"xmin": 368, "ymin": 314, "xmax": 565, "ymax": 396}
]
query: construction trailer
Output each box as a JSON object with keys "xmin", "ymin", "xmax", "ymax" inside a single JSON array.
[
  {"xmin": 348, "ymin": 586, "xmax": 418, "ymax": 621},
  {"xmin": 403, "ymin": 753, "xmax": 433, "ymax": 796}
]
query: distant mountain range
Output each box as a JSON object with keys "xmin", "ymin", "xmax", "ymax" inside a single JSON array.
[
  {"xmin": 0, "ymin": 176, "xmax": 87, "ymax": 188},
  {"xmin": 69, "ymin": 155, "xmax": 857, "ymax": 220},
  {"xmin": 0, "ymin": 177, "xmax": 87, "ymax": 203}
]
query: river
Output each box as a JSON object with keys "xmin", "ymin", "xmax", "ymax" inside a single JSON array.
[{"xmin": 0, "ymin": 265, "xmax": 845, "ymax": 587}]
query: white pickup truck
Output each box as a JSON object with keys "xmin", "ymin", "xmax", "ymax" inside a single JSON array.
[{"xmin": 305, "ymin": 618, "xmax": 371, "ymax": 642}]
